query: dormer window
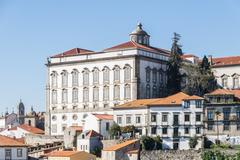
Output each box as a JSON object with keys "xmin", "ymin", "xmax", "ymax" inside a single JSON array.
[{"xmin": 184, "ymin": 101, "xmax": 190, "ymax": 108}]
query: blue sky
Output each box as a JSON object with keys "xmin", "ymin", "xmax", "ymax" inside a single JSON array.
[{"xmin": 0, "ymin": 0, "xmax": 240, "ymax": 113}]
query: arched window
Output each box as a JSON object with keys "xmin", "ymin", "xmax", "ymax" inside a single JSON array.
[
  {"xmin": 152, "ymin": 68, "xmax": 157, "ymax": 83},
  {"xmin": 159, "ymin": 70, "xmax": 163, "ymax": 84},
  {"xmin": 146, "ymin": 84, "xmax": 150, "ymax": 98},
  {"xmin": 124, "ymin": 64, "xmax": 131, "ymax": 82},
  {"xmin": 72, "ymin": 69, "xmax": 79, "ymax": 87},
  {"xmin": 113, "ymin": 65, "xmax": 120, "ymax": 82},
  {"xmin": 103, "ymin": 66, "xmax": 110, "ymax": 83},
  {"xmin": 82, "ymin": 68, "xmax": 89, "ymax": 86},
  {"xmin": 114, "ymin": 85, "xmax": 120, "ymax": 100},
  {"xmin": 83, "ymin": 87, "xmax": 89, "ymax": 102},
  {"xmin": 152, "ymin": 85, "xmax": 157, "ymax": 98},
  {"xmin": 93, "ymin": 86, "xmax": 99, "ymax": 102},
  {"xmin": 61, "ymin": 70, "xmax": 68, "ymax": 87},
  {"xmin": 51, "ymin": 90, "xmax": 57, "ymax": 104},
  {"xmin": 124, "ymin": 84, "xmax": 131, "ymax": 99},
  {"xmin": 72, "ymin": 88, "xmax": 78, "ymax": 103},
  {"xmin": 51, "ymin": 71, "xmax": 58, "ymax": 88},
  {"xmin": 146, "ymin": 67, "xmax": 151, "ymax": 82},
  {"xmin": 92, "ymin": 67, "xmax": 99, "ymax": 84},
  {"xmin": 62, "ymin": 89, "xmax": 68, "ymax": 103},
  {"xmin": 221, "ymin": 74, "xmax": 228, "ymax": 88},
  {"xmin": 233, "ymin": 74, "xmax": 239, "ymax": 89},
  {"xmin": 103, "ymin": 85, "xmax": 109, "ymax": 101}
]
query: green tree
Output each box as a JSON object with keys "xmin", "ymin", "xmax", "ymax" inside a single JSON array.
[
  {"xmin": 140, "ymin": 136, "xmax": 155, "ymax": 150},
  {"xmin": 153, "ymin": 136, "xmax": 162, "ymax": 150},
  {"xmin": 167, "ymin": 32, "xmax": 183, "ymax": 94},
  {"xmin": 201, "ymin": 55, "xmax": 210, "ymax": 72},
  {"xmin": 189, "ymin": 136, "xmax": 198, "ymax": 149},
  {"xmin": 109, "ymin": 123, "xmax": 121, "ymax": 137}
]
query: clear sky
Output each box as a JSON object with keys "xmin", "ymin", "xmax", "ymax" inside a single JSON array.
[{"xmin": 0, "ymin": 0, "xmax": 240, "ymax": 113}]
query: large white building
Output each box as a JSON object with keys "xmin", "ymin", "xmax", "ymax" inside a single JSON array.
[
  {"xmin": 45, "ymin": 23, "xmax": 170, "ymax": 135},
  {"xmin": 112, "ymin": 92, "xmax": 204, "ymax": 150}
]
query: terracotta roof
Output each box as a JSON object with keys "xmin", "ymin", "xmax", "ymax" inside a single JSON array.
[
  {"xmin": 231, "ymin": 90, "xmax": 240, "ymax": 99},
  {"xmin": 69, "ymin": 126, "xmax": 83, "ymax": 132},
  {"xmin": 103, "ymin": 139, "xmax": 139, "ymax": 151},
  {"xmin": 51, "ymin": 48, "xmax": 94, "ymax": 58},
  {"xmin": 93, "ymin": 114, "xmax": 113, "ymax": 120},
  {"xmin": 86, "ymin": 130, "xmax": 102, "ymax": 138},
  {"xmin": 212, "ymin": 56, "xmax": 240, "ymax": 67},
  {"xmin": 46, "ymin": 151, "xmax": 96, "ymax": 159},
  {"xmin": 103, "ymin": 41, "xmax": 170, "ymax": 55},
  {"xmin": 113, "ymin": 92, "xmax": 204, "ymax": 109},
  {"xmin": 16, "ymin": 124, "xmax": 44, "ymax": 134},
  {"xmin": 0, "ymin": 135, "xmax": 27, "ymax": 147},
  {"xmin": 15, "ymin": 137, "xmax": 25, "ymax": 143},
  {"xmin": 206, "ymin": 89, "xmax": 240, "ymax": 99},
  {"xmin": 181, "ymin": 54, "xmax": 199, "ymax": 59}
]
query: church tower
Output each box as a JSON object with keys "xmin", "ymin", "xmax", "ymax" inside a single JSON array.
[
  {"xmin": 129, "ymin": 23, "xmax": 150, "ymax": 46},
  {"xmin": 17, "ymin": 100, "xmax": 25, "ymax": 124}
]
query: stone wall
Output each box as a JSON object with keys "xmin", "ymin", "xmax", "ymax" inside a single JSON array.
[
  {"xmin": 140, "ymin": 150, "xmax": 202, "ymax": 160},
  {"xmin": 25, "ymin": 133, "xmax": 63, "ymax": 145}
]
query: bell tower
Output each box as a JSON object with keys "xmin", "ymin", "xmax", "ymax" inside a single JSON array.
[
  {"xmin": 129, "ymin": 23, "xmax": 150, "ymax": 46},
  {"xmin": 17, "ymin": 99, "xmax": 25, "ymax": 124}
]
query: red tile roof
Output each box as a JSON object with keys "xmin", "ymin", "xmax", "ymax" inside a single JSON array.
[
  {"xmin": 212, "ymin": 56, "xmax": 240, "ymax": 67},
  {"xmin": 12, "ymin": 124, "xmax": 45, "ymax": 134},
  {"xmin": 46, "ymin": 151, "xmax": 96, "ymax": 159},
  {"xmin": 86, "ymin": 130, "xmax": 102, "ymax": 138},
  {"xmin": 0, "ymin": 135, "xmax": 27, "ymax": 147},
  {"xmin": 103, "ymin": 139, "xmax": 139, "ymax": 151},
  {"xmin": 206, "ymin": 89, "xmax": 240, "ymax": 99},
  {"xmin": 103, "ymin": 41, "xmax": 170, "ymax": 55},
  {"xmin": 51, "ymin": 48, "xmax": 94, "ymax": 58},
  {"xmin": 181, "ymin": 54, "xmax": 198, "ymax": 59},
  {"xmin": 93, "ymin": 114, "xmax": 113, "ymax": 120}
]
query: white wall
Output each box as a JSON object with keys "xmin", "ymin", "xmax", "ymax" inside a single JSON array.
[{"xmin": 0, "ymin": 147, "xmax": 28, "ymax": 160}]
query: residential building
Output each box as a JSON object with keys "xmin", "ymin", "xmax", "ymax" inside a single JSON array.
[
  {"xmin": 210, "ymin": 56, "xmax": 240, "ymax": 89},
  {"xmin": 102, "ymin": 139, "xmax": 140, "ymax": 160},
  {"xmin": 0, "ymin": 124, "xmax": 44, "ymax": 138},
  {"xmin": 0, "ymin": 135, "xmax": 28, "ymax": 160},
  {"xmin": 64, "ymin": 126, "xmax": 83, "ymax": 149},
  {"xmin": 0, "ymin": 113, "xmax": 18, "ymax": 130},
  {"xmin": 45, "ymin": 151, "xmax": 96, "ymax": 160},
  {"xmin": 204, "ymin": 89, "xmax": 240, "ymax": 144},
  {"xmin": 46, "ymin": 23, "xmax": 170, "ymax": 135},
  {"xmin": 77, "ymin": 130, "xmax": 102, "ymax": 153},
  {"xmin": 113, "ymin": 92, "xmax": 204, "ymax": 150}
]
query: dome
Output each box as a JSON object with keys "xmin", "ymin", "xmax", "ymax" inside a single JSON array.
[
  {"xmin": 129, "ymin": 23, "xmax": 150, "ymax": 46},
  {"xmin": 130, "ymin": 23, "xmax": 149, "ymax": 36}
]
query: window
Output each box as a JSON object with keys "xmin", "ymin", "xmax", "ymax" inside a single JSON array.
[
  {"xmin": 152, "ymin": 85, "xmax": 157, "ymax": 98},
  {"xmin": 237, "ymin": 109, "xmax": 240, "ymax": 119},
  {"xmin": 162, "ymin": 128, "xmax": 168, "ymax": 134},
  {"xmin": 17, "ymin": 149, "xmax": 22, "ymax": 157},
  {"xmin": 52, "ymin": 115, "xmax": 57, "ymax": 121},
  {"xmin": 62, "ymin": 115, "xmax": 67, "ymax": 121},
  {"xmin": 184, "ymin": 114, "xmax": 190, "ymax": 122},
  {"xmin": 83, "ymin": 69, "xmax": 89, "ymax": 85},
  {"xmin": 72, "ymin": 88, "xmax": 78, "ymax": 103},
  {"xmin": 117, "ymin": 116, "xmax": 122, "ymax": 124},
  {"xmin": 184, "ymin": 127, "xmax": 189, "ymax": 134},
  {"xmin": 124, "ymin": 84, "xmax": 131, "ymax": 99},
  {"xmin": 184, "ymin": 101, "xmax": 190, "ymax": 108},
  {"xmin": 196, "ymin": 114, "xmax": 201, "ymax": 122},
  {"xmin": 72, "ymin": 69, "xmax": 79, "ymax": 87},
  {"xmin": 162, "ymin": 114, "xmax": 168, "ymax": 122},
  {"xmin": 233, "ymin": 76, "xmax": 239, "ymax": 89},
  {"xmin": 93, "ymin": 86, "xmax": 99, "ymax": 102},
  {"xmin": 62, "ymin": 124, "xmax": 67, "ymax": 131},
  {"xmin": 223, "ymin": 108, "xmax": 231, "ymax": 120},
  {"xmin": 146, "ymin": 67, "xmax": 151, "ymax": 82},
  {"xmin": 124, "ymin": 65, "xmax": 131, "ymax": 81},
  {"xmin": 159, "ymin": 71, "xmax": 163, "ymax": 84},
  {"xmin": 196, "ymin": 101, "xmax": 202, "ymax": 108},
  {"xmin": 114, "ymin": 85, "xmax": 120, "ymax": 100},
  {"xmin": 126, "ymin": 116, "xmax": 131, "ymax": 124},
  {"xmin": 51, "ymin": 71, "xmax": 58, "ymax": 88},
  {"xmin": 223, "ymin": 122, "xmax": 230, "ymax": 131},
  {"xmin": 103, "ymin": 86, "xmax": 109, "ymax": 101},
  {"xmin": 136, "ymin": 116, "xmax": 141, "ymax": 124},
  {"xmin": 207, "ymin": 110, "xmax": 214, "ymax": 120},
  {"xmin": 113, "ymin": 66, "xmax": 120, "ymax": 82},
  {"xmin": 106, "ymin": 122, "xmax": 110, "ymax": 131},
  {"xmin": 146, "ymin": 84, "xmax": 150, "ymax": 98},
  {"xmin": 103, "ymin": 103, "xmax": 109, "ymax": 108},
  {"xmin": 72, "ymin": 114, "xmax": 78, "ymax": 120},
  {"xmin": 93, "ymin": 104, "xmax": 98, "ymax": 109},
  {"xmin": 222, "ymin": 77, "xmax": 228, "ymax": 88},
  {"xmin": 83, "ymin": 104, "xmax": 88, "ymax": 109},
  {"xmin": 196, "ymin": 127, "xmax": 201, "ymax": 134},
  {"xmin": 62, "ymin": 89, "xmax": 68, "ymax": 103},
  {"xmin": 5, "ymin": 149, "xmax": 11, "ymax": 160},
  {"xmin": 93, "ymin": 68, "xmax": 99, "ymax": 84},
  {"xmin": 61, "ymin": 70, "xmax": 68, "ymax": 87},
  {"xmin": 52, "ymin": 90, "xmax": 57, "ymax": 104},
  {"xmin": 151, "ymin": 126, "xmax": 157, "ymax": 135},
  {"xmin": 237, "ymin": 123, "xmax": 240, "ymax": 130},
  {"xmin": 83, "ymin": 87, "xmax": 89, "ymax": 102},
  {"xmin": 103, "ymin": 67, "xmax": 110, "ymax": 83},
  {"xmin": 52, "ymin": 124, "xmax": 57, "ymax": 133},
  {"xmin": 151, "ymin": 114, "xmax": 157, "ymax": 122},
  {"xmin": 152, "ymin": 68, "xmax": 157, "ymax": 83}
]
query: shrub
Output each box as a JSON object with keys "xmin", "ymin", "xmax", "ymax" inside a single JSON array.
[
  {"xmin": 140, "ymin": 136, "xmax": 155, "ymax": 150},
  {"xmin": 189, "ymin": 136, "xmax": 198, "ymax": 149},
  {"xmin": 204, "ymin": 137, "xmax": 213, "ymax": 149},
  {"xmin": 153, "ymin": 136, "xmax": 162, "ymax": 150},
  {"xmin": 109, "ymin": 123, "xmax": 121, "ymax": 137}
]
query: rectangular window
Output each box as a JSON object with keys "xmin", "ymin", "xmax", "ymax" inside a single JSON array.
[
  {"xmin": 233, "ymin": 77, "xmax": 239, "ymax": 89},
  {"xmin": 93, "ymin": 70, "xmax": 99, "ymax": 84},
  {"xmin": 52, "ymin": 124, "xmax": 57, "ymax": 133},
  {"xmin": 237, "ymin": 123, "xmax": 240, "ymax": 130},
  {"xmin": 184, "ymin": 127, "xmax": 189, "ymax": 134},
  {"xmin": 184, "ymin": 114, "xmax": 190, "ymax": 122},
  {"xmin": 151, "ymin": 126, "xmax": 157, "ymax": 135},
  {"xmin": 62, "ymin": 89, "xmax": 68, "ymax": 103},
  {"xmin": 184, "ymin": 101, "xmax": 190, "ymax": 108},
  {"xmin": 126, "ymin": 116, "xmax": 131, "ymax": 124},
  {"xmin": 136, "ymin": 116, "xmax": 141, "ymax": 124},
  {"xmin": 117, "ymin": 116, "xmax": 122, "ymax": 124},
  {"xmin": 17, "ymin": 149, "xmax": 22, "ymax": 157},
  {"xmin": 83, "ymin": 72, "xmax": 89, "ymax": 85},
  {"xmin": 223, "ymin": 122, "xmax": 230, "ymax": 131},
  {"xmin": 62, "ymin": 124, "xmax": 67, "ymax": 132},
  {"xmin": 103, "ymin": 69, "xmax": 109, "ymax": 83},
  {"xmin": 196, "ymin": 127, "xmax": 201, "ymax": 134},
  {"xmin": 106, "ymin": 122, "xmax": 109, "ymax": 131},
  {"xmin": 162, "ymin": 114, "xmax": 168, "ymax": 122},
  {"xmin": 93, "ymin": 87, "xmax": 99, "ymax": 102},
  {"xmin": 223, "ymin": 108, "xmax": 231, "ymax": 120},
  {"xmin": 5, "ymin": 149, "xmax": 11, "ymax": 160},
  {"xmin": 114, "ymin": 85, "xmax": 120, "ymax": 100},
  {"xmin": 208, "ymin": 123, "xmax": 213, "ymax": 130},
  {"xmin": 114, "ymin": 68, "xmax": 120, "ymax": 82},
  {"xmin": 207, "ymin": 110, "xmax": 214, "ymax": 120},
  {"xmin": 222, "ymin": 78, "xmax": 228, "ymax": 88},
  {"xmin": 162, "ymin": 128, "xmax": 168, "ymax": 135},
  {"xmin": 237, "ymin": 109, "xmax": 240, "ymax": 119},
  {"xmin": 124, "ymin": 84, "xmax": 131, "ymax": 99},
  {"xmin": 196, "ymin": 101, "xmax": 202, "ymax": 108},
  {"xmin": 196, "ymin": 114, "xmax": 201, "ymax": 122},
  {"xmin": 151, "ymin": 114, "xmax": 157, "ymax": 122},
  {"xmin": 103, "ymin": 86, "xmax": 109, "ymax": 101}
]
